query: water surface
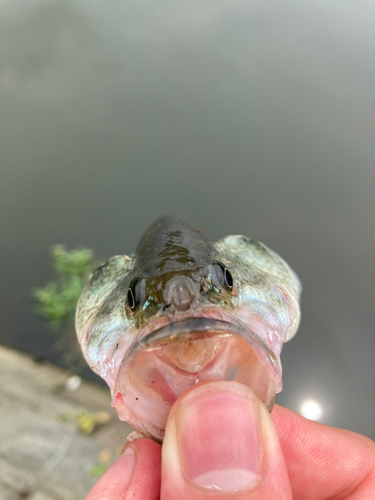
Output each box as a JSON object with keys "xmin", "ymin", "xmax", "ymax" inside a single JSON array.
[{"xmin": 1, "ymin": 0, "xmax": 374, "ymax": 437}]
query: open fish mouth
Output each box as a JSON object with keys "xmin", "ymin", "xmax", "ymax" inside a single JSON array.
[{"xmin": 113, "ymin": 318, "xmax": 281, "ymax": 441}]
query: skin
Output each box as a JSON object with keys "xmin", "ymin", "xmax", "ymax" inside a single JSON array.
[{"xmin": 85, "ymin": 381, "xmax": 375, "ymax": 500}]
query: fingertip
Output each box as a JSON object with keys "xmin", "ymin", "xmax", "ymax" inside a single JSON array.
[
  {"xmin": 271, "ymin": 404, "xmax": 375, "ymax": 500},
  {"xmin": 125, "ymin": 438, "xmax": 162, "ymax": 500},
  {"xmin": 85, "ymin": 445, "xmax": 136, "ymax": 500},
  {"xmin": 161, "ymin": 381, "xmax": 292, "ymax": 499},
  {"xmin": 85, "ymin": 438, "xmax": 161, "ymax": 500}
]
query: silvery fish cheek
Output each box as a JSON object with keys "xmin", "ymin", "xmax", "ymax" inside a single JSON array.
[{"xmin": 75, "ymin": 217, "xmax": 301, "ymax": 441}]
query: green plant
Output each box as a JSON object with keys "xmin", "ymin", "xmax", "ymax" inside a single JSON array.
[
  {"xmin": 90, "ymin": 463, "xmax": 109, "ymax": 478},
  {"xmin": 89, "ymin": 447, "xmax": 123, "ymax": 478},
  {"xmin": 33, "ymin": 245, "xmax": 95, "ymax": 329},
  {"xmin": 32, "ymin": 245, "xmax": 99, "ymax": 369}
]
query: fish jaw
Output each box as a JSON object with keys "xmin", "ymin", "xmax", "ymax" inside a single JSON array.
[{"xmin": 110, "ymin": 307, "xmax": 285, "ymax": 441}]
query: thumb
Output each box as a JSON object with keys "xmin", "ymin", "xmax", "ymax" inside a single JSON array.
[{"xmin": 161, "ymin": 381, "xmax": 292, "ymax": 500}]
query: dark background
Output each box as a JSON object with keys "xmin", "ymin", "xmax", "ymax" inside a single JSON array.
[{"xmin": 1, "ymin": 0, "xmax": 374, "ymax": 438}]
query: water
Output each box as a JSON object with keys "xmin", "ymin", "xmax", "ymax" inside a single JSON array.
[{"xmin": 1, "ymin": 0, "xmax": 374, "ymax": 438}]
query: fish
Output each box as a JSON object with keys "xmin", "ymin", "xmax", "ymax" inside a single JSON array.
[{"xmin": 75, "ymin": 216, "xmax": 301, "ymax": 441}]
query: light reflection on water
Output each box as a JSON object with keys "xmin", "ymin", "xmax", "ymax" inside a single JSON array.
[{"xmin": 300, "ymin": 399, "xmax": 323, "ymax": 421}]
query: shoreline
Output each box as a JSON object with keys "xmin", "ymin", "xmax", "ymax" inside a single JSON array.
[{"xmin": 0, "ymin": 344, "xmax": 133, "ymax": 500}]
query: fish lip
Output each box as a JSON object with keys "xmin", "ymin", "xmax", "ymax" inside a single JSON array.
[{"xmin": 118, "ymin": 316, "xmax": 281, "ymax": 390}]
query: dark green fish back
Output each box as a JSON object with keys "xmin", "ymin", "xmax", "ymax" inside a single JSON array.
[{"xmin": 134, "ymin": 216, "xmax": 214, "ymax": 280}]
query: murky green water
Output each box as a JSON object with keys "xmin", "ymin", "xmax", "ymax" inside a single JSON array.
[{"xmin": 1, "ymin": 0, "xmax": 374, "ymax": 438}]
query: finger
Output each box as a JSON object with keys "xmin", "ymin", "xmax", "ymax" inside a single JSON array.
[
  {"xmin": 85, "ymin": 438, "xmax": 161, "ymax": 500},
  {"xmin": 161, "ymin": 381, "xmax": 292, "ymax": 499},
  {"xmin": 271, "ymin": 404, "xmax": 375, "ymax": 500}
]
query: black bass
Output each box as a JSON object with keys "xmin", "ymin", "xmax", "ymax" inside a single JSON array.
[{"xmin": 76, "ymin": 217, "xmax": 301, "ymax": 441}]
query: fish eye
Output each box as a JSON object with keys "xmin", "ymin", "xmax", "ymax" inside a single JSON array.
[
  {"xmin": 127, "ymin": 287, "xmax": 135, "ymax": 310},
  {"xmin": 127, "ymin": 277, "xmax": 146, "ymax": 313},
  {"xmin": 224, "ymin": 267, "xmax": 233, "ymax": 291},
  {"xmin": 212, "ymin": 262, "xmax": 235, "ymax": 293}
]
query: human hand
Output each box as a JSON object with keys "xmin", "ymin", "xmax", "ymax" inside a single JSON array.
[{"xmin": 85, "ymin": 381, "xmax": 375, "ymax": 499}]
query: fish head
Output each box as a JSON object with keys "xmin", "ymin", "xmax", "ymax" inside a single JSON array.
[{"xmin": 76, "ymin": 217, "xmax": 301, "ymax": 441}]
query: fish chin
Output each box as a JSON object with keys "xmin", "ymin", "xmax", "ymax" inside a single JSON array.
[{"xmin": 112, "ymin": 318, "xmax": 281, "ymax": 441}]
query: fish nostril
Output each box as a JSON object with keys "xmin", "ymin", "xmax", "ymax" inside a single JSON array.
[
  {"xmin": 173, "ymin": 283, "xmax": 192, "ymax": 311},
  {"xmin": 163, "ymin": 277, "xmax": 197, "ymax": 311}
]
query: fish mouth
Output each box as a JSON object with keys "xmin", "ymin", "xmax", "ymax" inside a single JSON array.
[{"xmin": 113, "ymin": 317, "xmax": 280, "ymax": 441}]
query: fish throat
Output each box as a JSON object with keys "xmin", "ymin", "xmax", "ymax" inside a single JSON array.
[{"xmin": 114, "ymin": 318, "xmax": 277, "ymax": 441}]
